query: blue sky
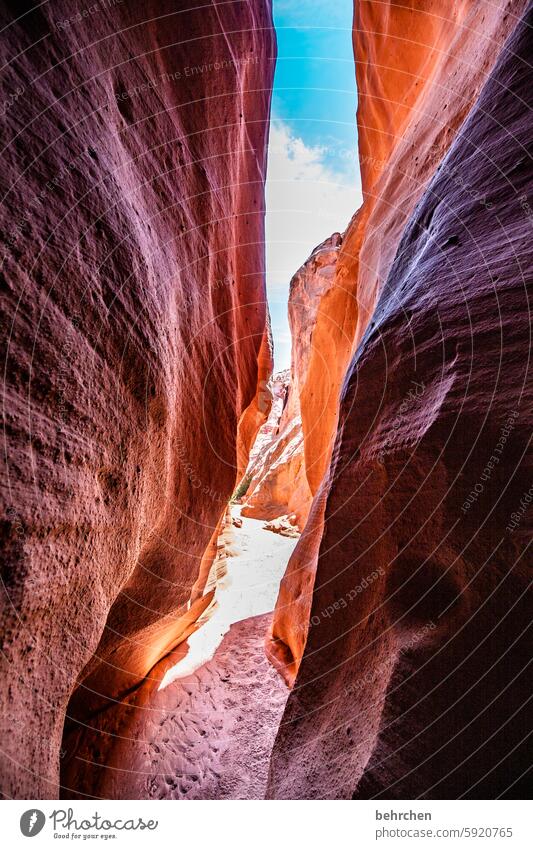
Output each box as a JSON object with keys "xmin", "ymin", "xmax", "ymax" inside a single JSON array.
[{"xmin": 266, "ymin": 0, "xmax": 362, "ymax": 369}]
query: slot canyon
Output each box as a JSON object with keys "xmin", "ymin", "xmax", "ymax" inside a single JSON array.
[{"xmin": 0, "ymin": 0, "xmax": 531, "ymax": 803}]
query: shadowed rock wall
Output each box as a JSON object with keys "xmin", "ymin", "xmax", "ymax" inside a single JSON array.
[
  {"xmin": 267, "ymin": 0, "xmax": 529, "ymax": 688},
  {"xmin": 0, "ymin": 0, "xmax": 275, "ymax": 798},
  {"xmin": 267, "ymin": 4, "xmax": 532, "ymax": 799}
]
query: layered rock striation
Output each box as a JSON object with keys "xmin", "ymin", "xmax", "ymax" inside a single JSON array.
[
  {"xmin": 267, "ymin": 0, "xmax": 530, "ymax": 686},
  {"xmin": 1, "ymin": 0, "xmax": 531, "ymax": 805},
  {"xmin": 299, "ymin": 0, "xmax": 531, "ymax": 498},
  {"xmin": 0, "ymin": 0, "xmax": 275, "ymax": 798},
  {"xmin": 268, "ymin": 3, "xmax": 532, "ymax": 799}
]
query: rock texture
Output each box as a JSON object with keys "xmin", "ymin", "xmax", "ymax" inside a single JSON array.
[
  {"xmin": 267, "ymin": 0, "xmax": 530, "ymax": 684},
  {"xmin": 242, "ymin": 234, "xmax": 342, "ymax": 527},
  {"xmin": 268, "ymin": 4, "xmax": 532, "ymax": 799},
  {"xmin": 60, "ymin": 506, "xmax": 296, "ymax": 800},
  {"xmin": 0, "ymin": 0, "xmax": 275, "ymax": 798},
  {"xmin": 241, "ymin": 368, "xmax": 308, "ymax": 525}
]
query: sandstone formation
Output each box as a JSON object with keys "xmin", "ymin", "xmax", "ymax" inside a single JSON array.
[
  {"xmin": 242, "ymin": 234, "xmax": 342, "ymax": 527},
  {"xmin": 262, "ymin": 517, "xmax": 300, "ymax": 539},
  {"xmin": 242, "ymin": 379, "xmax": 308, "ymax": 525},
  {"xmin": 242, "ymin": 369, "xmax": 290, "ymax": 498},
  {"xmin": 300, "ymin": 0, "xmax": 532, "ymax": 499},
  {"xmin": 268, "ymin": 3, "xmax": 532, "ymax": 799},
  {"xmin": 241, "ymin": 368, "xmax": 309, "ymax": 525},
  {"xmin": 0, "ymin": 0, "xmax": 275, "ymax": 798},
  {"xmin": 1, "ymin": 0, "xmax": 531, "ymax": 805},
  {"xmin": 267, "ymin": 0, "xmax": 530, "ymax": 685}
]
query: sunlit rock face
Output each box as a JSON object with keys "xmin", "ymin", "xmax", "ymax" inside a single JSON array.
[
  {"xmin": 241, "ymin": 369, "xmax": 292, "ymax": 520},
  {"xmin": 0, "ymin": 0, "xmax": 275, "ymax": 798},
  {"xmin": 242, "ymin": 368, "xmax": 311, "ymax": 526},
  {"xmin": 267, "ymin": 0, "xmax": 529, "ymax": 686},
  {"xmin": 242, "ymin": 411, "xmax": 307, "ymax": 525},
  {"xmin": 242, "ymin": 234, "xmax": 342, "ymax": 528},
  {"xmin": 298, "ymin": 0, "xmax": 530, "ymax": 499},
  {"xmin": 267, "ymin": 6, "xmax": 532, "ymax": 800}
]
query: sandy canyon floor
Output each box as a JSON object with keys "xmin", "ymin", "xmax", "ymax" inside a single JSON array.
[{"xmin": 64, "ymin": 508, "xmax": 297, "ymax": 800}]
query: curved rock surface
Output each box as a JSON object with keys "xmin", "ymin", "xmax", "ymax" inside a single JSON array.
[
  {"xmin": 300, "ymin": 0, "xmax": 530, "ymax": 497},
  {"xmin": 242, "ymin": 234, "xmax": 342, "ymax": 527},
  {"xmin": 267, "ymin": 0, "xmax": 529, "ymax": 684},
  {"xmin": 268, "ymin": 6, "xmax": 532, "ymax": 799},
  {"xmin": 241, "ymin": 369, "xmax": 290, "ymax": 506},
  {"xmin": 0, "ymin": 0, "xmax": 275, "ymax": 798}
]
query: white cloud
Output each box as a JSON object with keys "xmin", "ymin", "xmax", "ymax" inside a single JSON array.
[
  {"xmin": 265, "ymin": 119, "xmax": 362, "ymax": 368},
  {"xmin": 265, "ymin": 119, "xmax": 361, "ymax": 296}
]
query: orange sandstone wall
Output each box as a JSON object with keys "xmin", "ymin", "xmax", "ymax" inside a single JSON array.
[
  {"xmin": 268, "ymin": 4, "xmax": 532, "ymax": 799},
  {"xmin": 301, "ymin": 0, "xmax": 527, "ymax": 496},
  {"xmin": 267, "ymin": 0, "xmax": 527, "ymax": 686},
  {"xmin": 0, "ymin": 0, "xmax": 275, "ymax": 798},
  {"xmin": 241, "ymin": 234, "xmax": 342, "ymax": 527}
]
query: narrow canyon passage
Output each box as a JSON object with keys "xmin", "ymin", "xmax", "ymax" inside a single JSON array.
[
  {"xmin": 1, "ymin": 0, "xmax": 531, "ymax": 805},
  {"xmin": 61, "ymin": 508, "xmax": 297, "ymax": 799},
  {"xmin": 59, "ymin": 1, "xmax": 363, "ymax": 800}
]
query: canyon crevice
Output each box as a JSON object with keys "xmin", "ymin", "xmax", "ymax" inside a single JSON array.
[
  {"xmin": 267, "ymin": 1, "xmax": 532, "ymax": 799},
  {"xmin": 1, "ymin": 0, "xmax": 531, "ymax": 802},
  {"xmin": 0, "ymin": 0, "xmax": 275, "ymax": 798}
]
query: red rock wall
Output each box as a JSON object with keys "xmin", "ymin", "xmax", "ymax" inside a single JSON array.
[
  {"xmin": 241, "ymin": 234, "xmax": 342, "ymax": 528},
  {"xmin": 301, "ymin": 0, "xmax": 530, "ymax": 497},
  {"xmin": 267, "ymin": 0, "xmax": 528, "ymax": 686},
  {"xmin": 267, "ymin": 5, "xmax": 532, "ymax": 799},
  {"xmin": 0, "ymin": 0, "xmax": 275, "ymax": 798},
  {"xmin": 240, "ymin": 369, "xmax": 304, "ymax": 522}
]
